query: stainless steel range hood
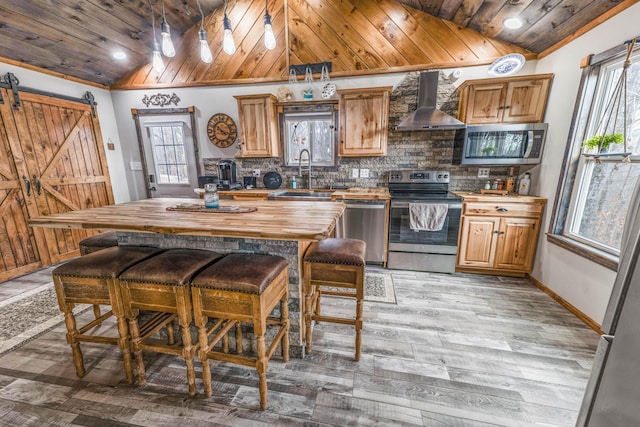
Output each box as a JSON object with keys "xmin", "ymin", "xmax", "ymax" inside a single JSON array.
[{"xmin": 396, "ymin": 71, "xmax": 466, "ymax": 131}]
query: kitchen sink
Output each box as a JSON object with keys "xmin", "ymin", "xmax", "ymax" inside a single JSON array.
[{"xmin": 268, "ymin": 190, "xmax": 334, "ymax": 201}]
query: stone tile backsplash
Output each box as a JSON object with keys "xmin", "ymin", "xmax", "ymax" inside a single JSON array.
[{"xmin": 204, "ymin": 71, "xmax": 521, "ymax": 191}]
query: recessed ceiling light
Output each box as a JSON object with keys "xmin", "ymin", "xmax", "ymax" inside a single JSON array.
[
  {"xmin": 113, "ymin": 51, "xmax": 127, "ymax": 60},
  {"xmin": 503, "ymin": 17, "xmax": 523, "ymax": 29}
]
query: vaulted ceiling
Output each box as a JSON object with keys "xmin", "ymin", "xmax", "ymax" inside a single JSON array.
[{"xmin": 0, "ymin": 0, "xmax": 636, "ymax": 89}]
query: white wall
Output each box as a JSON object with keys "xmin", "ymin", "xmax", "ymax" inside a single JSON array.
[
  {"xmin": 0, "ymin": 64, "xmax": 130, "ymax": 203},
  {"xmin": 531, "ymin": 3, "xmax": 640, "ymax": 324}
]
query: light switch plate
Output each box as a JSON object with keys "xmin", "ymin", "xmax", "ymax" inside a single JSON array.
[
  {"xmin": 360, "ymin": 168, "xmax": 370, "ymax": 178},
  {"xmin": 478, "ymin": 168, "xmax": 490, "ymax": 178},
  {"xmin": 351, "ymin": 168, "xmax": 359, "ymax": 178},
  {"xmin": 129, "ymin": 161, "xmax": 143, "ymax": 171}
]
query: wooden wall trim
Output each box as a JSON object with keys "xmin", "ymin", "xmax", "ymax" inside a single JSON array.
[
  {"xmin": 528, "ymin": 274, "xmax": 604, "ymax": 335},
  {"xmin": 113, "ymin": 54, "xmax": 538, "ymax": 90}
]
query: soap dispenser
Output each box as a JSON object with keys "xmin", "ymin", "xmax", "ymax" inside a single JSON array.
[{"xmin": 291, "ymin": 176, "xmax": 297, "ymax": 189}]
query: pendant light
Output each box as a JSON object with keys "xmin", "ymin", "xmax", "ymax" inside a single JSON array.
[
  {"xmin": 160, "ymin": 0, "xmax": 176, "ymax": 57},
  {"xmin": 196, "ymin": 0, "xmax": 213, "ymax": 63},
  {"xmin": 148, "ymin": 0, "xmax": 165, "ymax": 73},
  {"xmin": 222, "ymin": 0, "xmax": 236, "ymax": 55},
  {"xmin": 263, "ymin": 0, "xmax": 276, "ymax": 50}
]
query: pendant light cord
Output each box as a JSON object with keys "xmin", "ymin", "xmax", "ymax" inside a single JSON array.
[
  {"xmin": 196, "ymin": 0, "xmax": 205, "ymax": 29},
  {"xmin": 147, "ymin": 0, "xmax": 157, "ymax": 42}
]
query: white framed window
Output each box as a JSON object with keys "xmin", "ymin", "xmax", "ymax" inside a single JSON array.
[
  {"xmin": 147, "ymin": 123, "xmax": 189, "ymax": 184},
  {"xmin": 562, "ymin": 50, "xmax": 640, "ymax": 256},
  {"xmin": 282, "ymin": 110, "xmax": 336, "ymax": 167}
]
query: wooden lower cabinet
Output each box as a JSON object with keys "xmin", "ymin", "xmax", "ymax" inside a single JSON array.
[{"xmin": 456, "ymin": 197, "xmax": 545, "ymax": 276}]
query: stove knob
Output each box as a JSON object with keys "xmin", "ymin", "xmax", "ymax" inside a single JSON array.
[
  {"xmin": 442, "ymin": 173, "xmax": 449, "ymax": 180},
  {"xmin": 437, "ymin": 173, "xmax": 444, "ymax": 180}
]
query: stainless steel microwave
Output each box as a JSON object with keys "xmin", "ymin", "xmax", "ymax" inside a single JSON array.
[{"xmin": 453, "ymin": 123, "xmax": 548, "ymax": 165}]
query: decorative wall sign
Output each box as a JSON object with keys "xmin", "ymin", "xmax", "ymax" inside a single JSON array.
[{"xmin": 141, "ymin": 93, "xmax": 181, "ymax": 107}]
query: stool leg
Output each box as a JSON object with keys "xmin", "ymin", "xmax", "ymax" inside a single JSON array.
[
  {"xmin": 256, "ymin": 333, "xmax": 268, "ymax": 410},
  {"xmin": 303, "ymin": 262, "xmax": 313, "ymax": 354},
  {"xmin": 355, "ymin": 273, "xmax": 365, "ymax": 362},
  {"xmin": 63, "ymin": 304, "xmax": 85, "ymax": 378},
  {"xmin": 115, "ymin": 314, "xmax": 134, "ymax": 384},
  {"xmin": 195, "ymin": 313, "xmax": 213, "ymax": 398},
  {"xmin": 92, "ymin": 304, "xmax": 101, "ymax": 319},
  {"xmin": 176, "ymin": 290, "xmax": 197, "ymax": 397},
  {"xmin": 281, "ymin": 289, "xmax": 290, "ymax": 362},
  {"xmin": 54, "ymin": 278, "xmax": 85, "ymax": 378},
  {"xmin": 128, "ymin": 313, "xmax": 147, "ymax": 386},
  {"xmin": 235, "ymin": 323, "xmax": 243, "ymax": 354}
]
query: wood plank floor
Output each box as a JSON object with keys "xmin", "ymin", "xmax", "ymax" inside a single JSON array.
[{"xmin": 0, "ymin": 267, "xmax": 598, "ymax": 426}]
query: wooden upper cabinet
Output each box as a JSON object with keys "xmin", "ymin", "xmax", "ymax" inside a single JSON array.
[
  {"xmin": 457, "ymin": 74, "xmax": 553, "ymax": 124},
  {"xmin": 338, "ymin": 87, "xmax": 391, "ymax": 157},
  {"xmin": 235, "ymin": 94, "xmax": 279, "ymax": 158}
]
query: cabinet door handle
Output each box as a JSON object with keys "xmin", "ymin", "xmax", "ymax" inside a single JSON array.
[
  {"xmin": 22, "ymin": 175, "xmax": 31, "ymax": 197},
  {"xmin": 33, "ymin": 175, "xmax": 41, "ymax": 195},
  {"xmin": 496, "ymin": 207, "xmax": 508, "ymax": 212}
]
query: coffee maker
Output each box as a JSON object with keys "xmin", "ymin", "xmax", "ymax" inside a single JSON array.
[{"xmin": 218, "ymin": 160, "xmax": 241, "ymax": 190}]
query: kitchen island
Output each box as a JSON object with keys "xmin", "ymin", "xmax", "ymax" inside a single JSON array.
[{"xmin": 29, "ymin": 197, "xmax": 345, "ymax": 357}]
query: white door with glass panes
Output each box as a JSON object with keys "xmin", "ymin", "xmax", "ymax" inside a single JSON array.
[{"xmin": 140, "ymin": 116, "xmax": 198, "ymax": 198}]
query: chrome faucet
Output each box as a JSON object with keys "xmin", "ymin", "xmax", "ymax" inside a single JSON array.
[{"xmin": 298, "ymin": 148, "xmax": 312, "ymax": 189}]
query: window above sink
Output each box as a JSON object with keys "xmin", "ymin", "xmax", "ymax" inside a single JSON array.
[{"xmin": 279, "ymin": 102, "xmax": 338, "ymax": 167}]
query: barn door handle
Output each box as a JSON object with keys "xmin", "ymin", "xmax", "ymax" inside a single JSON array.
[
  {"xmin": 32, "ymin": 175, "xmax": 41, "ymax": 195},
  {"xmin": 22, "ymin": 175, "xmax": 31, "ymax": 196}
]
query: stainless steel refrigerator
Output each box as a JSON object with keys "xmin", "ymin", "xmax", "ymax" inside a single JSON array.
[{"xmin": 576, "ymin": 177, "xmax": 640, "ymax": 426}]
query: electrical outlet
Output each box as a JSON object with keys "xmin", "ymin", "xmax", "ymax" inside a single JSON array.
[
  {"xmin": 478, "ymin": 168, "xmax": 490, "ymax": 179},
  {"xmin": 360, "ymin": 168, "xmax": 370, "ymax": 178},
  {"xmin": 252, "ymin": 169, "xmax": 260, "ymax": 177},
  {"xmin": 351, "ymin": 168, "xmax": 359, "ymax": 178}
]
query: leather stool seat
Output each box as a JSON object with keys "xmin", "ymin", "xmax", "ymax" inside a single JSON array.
[
  {"xmin": 52, "ymin": 246, "xmax": 161, "ymax": 383},
  {"xmin": 118, "ymin": 248, "xmax": 223, "ymax": 396},
  {"xmin": 303, "ymin": 238, "xmax": 366, "ymax": 360},
  {"xmin": 78, "ymin": 231, "xmax": 119, "ymax": 255},
  {"xmin": 191, "ymin": 253, "xmax": 290, "ymax": 410}
]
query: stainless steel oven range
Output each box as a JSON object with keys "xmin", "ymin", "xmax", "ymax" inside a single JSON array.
[{"xmin": 387, "ymin": 170, "xmax": 462, "ymax": 273}]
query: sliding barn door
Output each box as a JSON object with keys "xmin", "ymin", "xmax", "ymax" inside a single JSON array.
[
  {"xmin": 0, "ymin": 88, "xmax": 42, "ymax": 280},
  {"xmin": 7, "ymin": 92, "xmax": 114, "ymax": 265}
]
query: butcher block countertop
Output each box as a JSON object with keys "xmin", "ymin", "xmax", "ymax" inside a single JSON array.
[
  {"xmin": 452, "ymin": 191, "xmax": 547, "ymax": 204},
  {"xmin": 216, "ymin": 187, "xmax": 390, "ymax": 200},
  {"xmin": 331, "ymin": 188, "xmax": 389, "ymax": 200},
  {"xmin": 29, "ymin": 198, "xmax": 345, "ymax": 241}
]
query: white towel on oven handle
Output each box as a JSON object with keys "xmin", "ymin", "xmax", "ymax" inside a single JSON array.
[{"xmin": 409, "ymin": 203, "xmax": 448, "ymax": 231}]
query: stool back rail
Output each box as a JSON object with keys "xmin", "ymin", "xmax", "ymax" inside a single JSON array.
[
  {"xmin": 52, "ymin": 246, "xmax": 162, "ymax": 383},
  {"xmin": 117, "ymin": 249, "xmax": 223, "ymax": 396},
  {"xmin": 191, "ymin": 253, "xmax": 290, "ymax": 410}
]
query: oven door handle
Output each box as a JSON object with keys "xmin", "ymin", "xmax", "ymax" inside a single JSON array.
[{"xmin": 391, "ymin": 201, "xmax": 462, "ymax": 209}]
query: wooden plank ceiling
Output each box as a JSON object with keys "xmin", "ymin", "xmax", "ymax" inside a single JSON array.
[
  {"xmin": 118, "ymin": 0, "xmax": 536, "ymax": 88},
  {"xmin": 0, "ymin": 0, "xmax": 636, "ymax": 88}
]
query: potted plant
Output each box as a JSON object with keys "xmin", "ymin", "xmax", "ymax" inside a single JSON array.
[
  {"xmin": 481, "ymin": 146, "xmax": 496, "ymax": 156},
  {"xmin": 582, "ymin": 133, "xmax": 623, "ymax": 153}
]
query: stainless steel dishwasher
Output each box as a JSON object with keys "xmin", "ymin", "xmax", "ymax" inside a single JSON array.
[{"xmin": 336, "ymin": 199, "xmax": 387, "ymax": 264}]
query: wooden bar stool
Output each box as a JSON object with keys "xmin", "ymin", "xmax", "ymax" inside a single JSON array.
[
  {"xmin": 303, "ymin": 238, "xmax": 366, "ymax": 361},
  {"xmin": 78, "ymin": 231, "xmax": 119, "ymax": 255},
  {"xmin": 51, "ymin": 246, "xmax": 161, "ymax": 383},
  {"xmin": 117, "ymin": 248, "xmax": 223, "ymax": 396},
  {"xmin": 191, "ymin": 253, "xmax": 290, "ymax": 410}
]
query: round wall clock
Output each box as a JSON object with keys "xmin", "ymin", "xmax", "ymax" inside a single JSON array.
[{"xmin": 207, "ymin": 113, "xmax": 238, "ymax": 148}]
